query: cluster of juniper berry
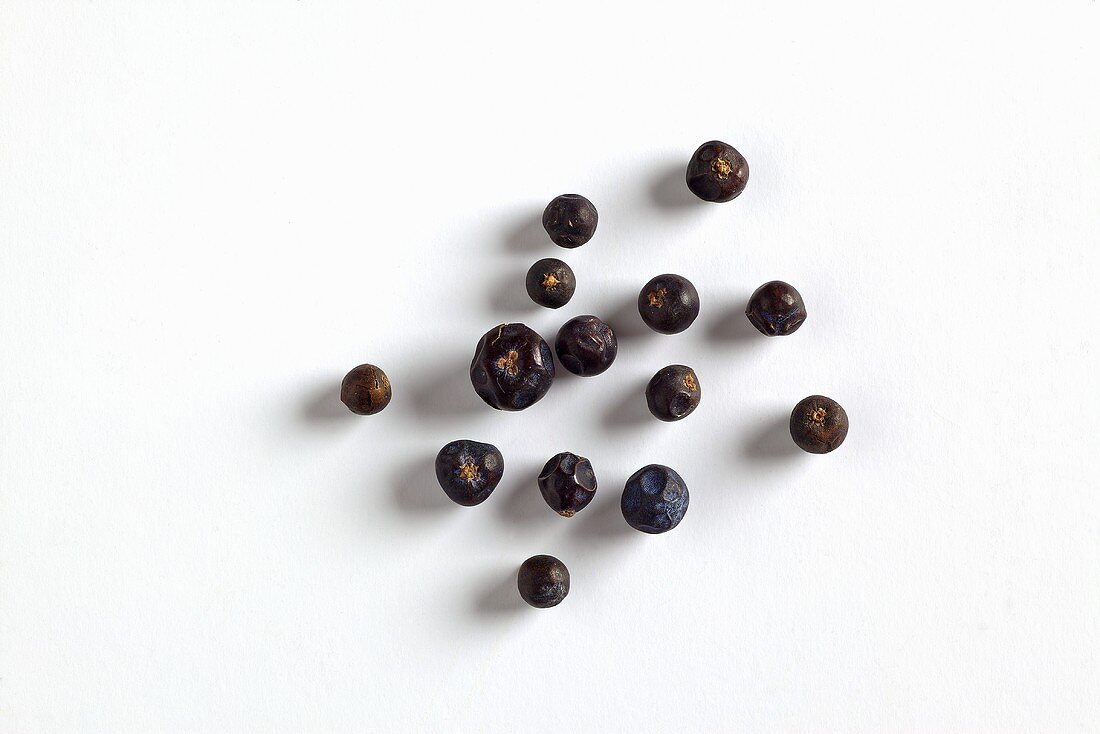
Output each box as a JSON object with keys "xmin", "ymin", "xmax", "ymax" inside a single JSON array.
[{"xmin": 340, "ymin": 141, "xmax": 849, "ymax": 608}]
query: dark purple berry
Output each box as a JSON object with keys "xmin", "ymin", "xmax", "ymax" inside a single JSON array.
[
  {"xmin": 340, "ymin": 363, "xmax": 391, "ymax": 415},
  {"xmin": 638, "ymin": 274, "xmax": 700, "ymax": 334},
  {"xmin": 555, "ymin": 315, "xmax": 617, "ymax": 376},
  {"xmin": 686, "ymin": 140, "xmax": 749, "ymax": 202},
  {"xmin": 542, "ymin": 194, "xmax": 598, "ymax": 248},
  {"xmin": 645, "ymin": 365, "xmax": 700, "ymax": 422},
  {"xmin": 621, "ymin": 464, "xmax": 689, "ymax": 534},
  {"xmin": 525, "ymin": 258, "xmax": 575, "ymax": 309},
  {"xmin": 434, "ymin": 439, "xmax": 504, "ymax": 506},
  {"xmin": 517, "ymin": 554, "xmax": 569, "ymax": 608},
  {"xmin": 746, "ymin": 281, "xmax": 807, "ymax": 336},
  {"xmin": 537, "ymin": 452, "xmax": 597, "ymax": 517},
  {"xmin": 470, "ymin": 323, "xmax": 555, "ymax": 411},
  {"xmin": 790, "ymin": 395, "xmax": 849, "ymax": 454}
]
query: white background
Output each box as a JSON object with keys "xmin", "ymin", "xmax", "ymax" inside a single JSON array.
[{"xmin": 2, "ymin": 2, "xmax": 1098, "ymax": 732}]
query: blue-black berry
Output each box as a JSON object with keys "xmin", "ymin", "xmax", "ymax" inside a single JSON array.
[
  {"xmin": 470, "ymin": 323, "xmax": 555, "ymax": 411},
  {"xmin": 434, "ymin": 439, "xmax": 504, "ymax": 506},
  {"xmin": 621, "ymin": 464, "xmax": 689, "ymax": 534}
]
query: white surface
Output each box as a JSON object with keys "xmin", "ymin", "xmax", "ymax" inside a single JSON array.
[{"xmin": 2, "ymin": 2, "xmax": 1098, "ymax": 732}]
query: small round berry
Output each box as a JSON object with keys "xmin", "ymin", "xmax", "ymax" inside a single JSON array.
[
  {"xmin": 538, "ymin": 452, "xmax": 597, "ymax": 517},
  {"xmin": 621, "ymin": 464, "xmax": 689, "ymax": 534},
  {"xmin": 517, "ymin": 555, "xmax": 570, "ymax": 608},
  {"xmin": 555, "ymin": 315, "xmax": 617, "ymax": 376},
  {"xmin": 686, "ymin": 140, "xmax": 749, "ymax": 202},
  {"xmin": 790, "ymin": 396, "xmax": 849, "ymax": 454},
  {"xmin": 525, "ymin": 258, "xmax": 576, "ymax": 309},
  {"xmin": 340, "ymin": 363, "xmax": 391, "ymax": 415},
  {"xmin": 434, "ymin": 439, "xmax": 505, "ymax": 506},
  {"xmin": 645, "ymin": 365, "xmax": 701, "ymax": 422},
  {"xmin": 638, "ymin": 274, "xmax": 700, "ymax": 334},
  {"xmin": 542, "ymin": 194, "xmax": 598, "ymax": 248},
  {"xmin": 746, "ymin": 281, "xmax": 807, "ymax": 336}
]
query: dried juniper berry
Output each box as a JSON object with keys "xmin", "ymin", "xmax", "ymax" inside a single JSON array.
[
  {"xmin": 638, "ymin": 274, "xmax": 700, "ymax": 334},
  {"xmin": 790, "ymin": 395, "xmax": 849, "ymax": 454},
  {"xmin": 339, "ymin": 363, "xmax": 391, "ymax": 415},
  {"xmin": 470, "ymin": 323, "xmax": 555, "ymax": 411},
  {"xmin": 434, "ymin": 439, "xmax": 505, "ymax": 506},
  {"xmin": 525, "ymin": 258, "xmax": 575, "ymax": 309},
  {"xmin": 542, "ymin": 194, "xmax": 598, "ymax": 248},
  {"xmin": 686, "ymin": 140, "xmax": 749, "ymax": 202},
  {"xmin": 746, "ymin": 281, "xmax": 807, "ymax": 336},
  {"xmin": 538, "ymin": 452, "xmax": 597, "ymax": 517},
  {"xmin": 517, "ymin": 554, "xmax": 569, "ymax": 608},
  {"xmin": 645, "ymin": 365, "xmax": 701, "ymax": 422},
  {"xmin": 555, "ymin": 315, "xmax": 617, "ymax": 376},
  {"xmin": 621, "ymin": 464, "xmax": 689, "ymax": 534}
]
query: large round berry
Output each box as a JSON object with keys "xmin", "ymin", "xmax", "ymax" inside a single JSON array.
[
  {"xmin": 555, "ymin": 315, "xmax": 617, "ymax": 376},
  {"xmin": 637, "ymin": 274, "xmax": 700, "ymax": 335},
  {"xmin": 542, "ymin": 194, "xmax": 598, "ymax": 248},
  {"xmin": 621, "ymin": 464, "xmax": 689, "ymax": 534},
  {"xmin": 469, "ymin": 323, "xmax": 555, "ymax": 411},
  {"xmin": 685, "ymin": 140, "xmax": 749, "ymax": 203}
]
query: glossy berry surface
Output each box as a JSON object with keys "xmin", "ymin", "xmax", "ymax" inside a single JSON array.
[
  {"xmin": 434, "ymin": 439, "xmax": 505, "ymax": 506},
  {"xmin": 517, "ymin": 554, "xmax": 570, "ymax": 608},
  {"xmin": 525, "ymin": 258, "xmax": 575, "ymax": 309},
  {"xmin": 542, "ymin": 194, "xmax": 598, "ymax": 248},
  {"xmin": 621, "ymin": 464, "xmax": 689, "ymax": 534},
  {"xmin": 538, "ymin": 452, "xmax": 597, "ymax": 517},
  {"xmin": 637, "ymin": 274, "xmax": 700, "ymax": 334},
  {"xmin": 555, "ymin": 315, "xmax": 617, "ymax": 376},
  {"xmin": 746, "ymin": 281, "xmax": 807, "ymax": 336},
  {"xmin": 645, "ymin": 365, "xmax": 701, "ymax": 422},
  {"xmin": 790, "ymin": 395, "xmax": 849, "ymax": 454},
  {"xmin": 685, "ymin": 140, "xmax": 749, "ymax": 202},
  {"xmin": 470, "ymin": 323, "xmax": 555, "ymax": 411},
  {"xmin": 339, "ymin": 363, "xmax": 391, "ymax": 415}
]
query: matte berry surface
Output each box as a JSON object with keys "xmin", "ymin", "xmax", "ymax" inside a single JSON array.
[
  {"xmin": 645, "ymin": 365, "xmax": 701, "ymax": 422},
  {"xmin": 621, "ymin": 464, "xmax": 689, "ymax": 534},
  {"xmin": 685, "ymin": 140, "xmax": 749, "ymax": 202},
  {"xmin": 555, "ymin": 315, "xmax": 617, "ymax": 376},
  {"xmin": 790, "ymin": 395, "xmax": 849, "ymax": 454},
  {"xmin": 746, "ymin": 281, "xmax": 807, "ymax": 336},
  {"xmin": 542, "ymin": 194, "xmax": 598, "ymax": 248},
  {"xmin": 434, "ymin": 439, "xmax": 504, "ymax": 506},
  {"xmin": 525, "ymin": 258, "xmax": 575, "ymax": 309},
  {"xmin": 637, "ymin": 274, "xmax": 700, "ymax": 334},
  {"xmin": 340, "ymin": 363, "xmax": 391, "ymax": 415},
  {"xmin": 537, "ymin": 452, "xmax": 597, "ymax": 517},
  {"xmin": 469, "ymin": 323, "xmax": 555, "ymax": 411},
  {"xmin": 517, "ymin": 554, "xmax": 570, "ymax": 608}
]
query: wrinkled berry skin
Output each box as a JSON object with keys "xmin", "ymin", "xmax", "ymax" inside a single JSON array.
[
  {"xmin": 538, "ymin": 452, "xmax": 597, "ymax": 517},
  {"xmin": 555, "ymin": 315, "xmax": 617, "ymax": 376},
  {"xmin": 645, "ymin": 365, "xmax": 701, "ymax": 422},
  {"xmin": 542, "ymin": 194, "xmax": 598, "ymax": 248},
  {"xmin": 340, "ymin": 363, "xmax": 391, "ymax": 415},
  {"xmin": 746, "ymin": 281, "xmax": 807, "ymax": 336},
  {"xmin": 790, "ymin": 395, "xmax": 849, "ymax": 454},
  {"xmin": 621, "ymin": 464, "xmax": 689, "ymax": 534},
  {"xmin": 517, "ymin": 554, "xmax": 570, "ymax": 608},
  {"xmin": 525, "ymin": 258, "xmax": 576, "ymax": 309},
  {"xmin": 638, "ymin": 274, "xmax": 700, "ymax": 334},
  {"xmin": 686, "ymin": 140, "xmax": 749, "ymax": 203},
  {"xmin": 434, "ymin": 439, "xmax": 505, "ymax": 506},
  {"xmin": 470, "ymin": 323, "xmax": 555, "ymax": 411}
]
